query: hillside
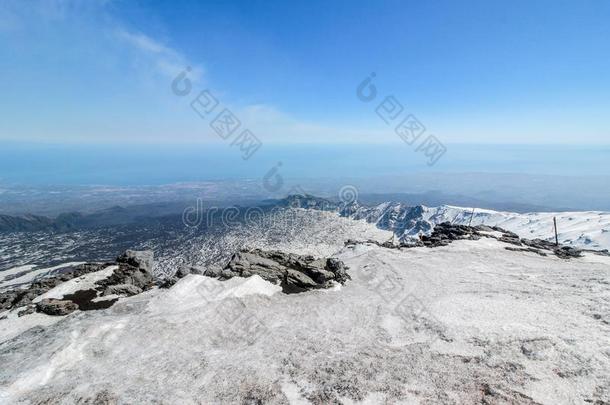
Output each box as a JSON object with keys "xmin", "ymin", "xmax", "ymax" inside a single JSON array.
[{"xmin": 0, "ymin": 215, "xmax": 609, "ymax": 404}]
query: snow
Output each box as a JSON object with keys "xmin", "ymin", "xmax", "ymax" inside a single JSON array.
[
  {"xmin": 145, "ymin": 274, "xmax": 282, "ymax": 317},
  {"xmin": 0, "ymin": 265, "xmax": 36, "ymax": 282},
  {"xmin": 0, "ymin": 312, "xmax": 64, "ymax": 344},
  {"xmin": 0, "ymin": 262, "xmax": 86, "ymax": 291},
  {"xmin": 0, "ymin": 236, "xmax": 608, "ymax": 404},
  {"xmin": 346, "ymin": 203, "xmax": 610, "ymax": 250},
  {"xmin": 33, "ymin": 265, "xmax": 117, "ymax": 303}
]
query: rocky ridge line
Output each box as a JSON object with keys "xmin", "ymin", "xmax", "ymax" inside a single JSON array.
[{"xmin": 345, "ymin": 222, "xmax": 598, "ymax": 259}]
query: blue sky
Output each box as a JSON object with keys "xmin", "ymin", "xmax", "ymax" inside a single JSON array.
[{"xmin": 0, "ymin": 0, "xmax": 609, "ymax": 145}]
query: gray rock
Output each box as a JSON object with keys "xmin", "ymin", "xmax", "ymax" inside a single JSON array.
[
  {"xmin": 474, "ymin": 224, "xmax": 495, "ymax": 232},
  {"xmin": 175, "ymin": 265, "xmax": 206, "ymax": 279},
  {"xmin": 98, "ymin": 250, "xmax": 155, "ymax": 291},
  {"xmin": 325, "ymin": 258, "xmax": 350, "ymax": 284},
  {"xmin": 189, "ymin": 266, "xmax": 206, "ymax": 276},
  {"xmin": 0, "ymin": 263, "xmax": 111, "ymax": 311},
  {"xmin": 203, "ymin": 265, "xmax": 223, "ymax": 278},
  {"xmin": 17, "ymin": 305, "xmax": 36, "ymax": 317},
  {"xmin": 175, "ymin": 266, "xmax": 191, "ymax": 279},
  {"xmin": 36, "ymin": 298, "xmax": 78, "ymax": 316},
  {"xmin": 285, "ymin": 269, "xmax": 318, "ymax": 292},
  {"xmin": 218, "ymin": 249, "xmax": 350, "ymax": 294},
  {"xmin": 158, "ymin": 277, "xmax": 179, "ymax": 289},
  {"xmin": 554, "ymin": 246, "xmax": 582, "ymax": 259},
  {"xmin": 116, "ymin": 250, "xmax": 154, "ymax": 273},
  {"xmin": 103, "ymin": 284, "xmax": 143, "ymax": 296}
]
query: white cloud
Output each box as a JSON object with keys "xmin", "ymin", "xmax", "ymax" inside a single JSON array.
[{"xmin": 114, "ymin": 28, "xmax": 204, "ymax": 83}]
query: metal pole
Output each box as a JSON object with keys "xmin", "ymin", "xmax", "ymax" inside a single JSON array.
[
  {"xmin": 468, "ymin": 208, "xmax": 475, "ymax": 227},
  {"xmin": 553, "ymin": 217, "xmax": 559, "ymax": 246}
]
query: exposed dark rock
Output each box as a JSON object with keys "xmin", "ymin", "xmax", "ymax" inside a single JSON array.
[
  {"xmin": 116, "ymin": 250, "xmax": 154, "ymax": 274},
  {"xmin": 420, "ymin": 222, "xmax": 478, "ymax": 247},
  {"xmin": 2, "ymin": 250, "xmax": 155, "ymax": 315},
  {"xmin": 325, "ymin": 258, "xmax": 350, "ymax": 284},
  {"xmin": 553, "ymin": 246, "xmax": 582, "ymax": 259},
  {"xmin": 347, "ymin": 222, "xmax": 587, "ymax": 260},
  {"xmin": 97, "ymin": 250, "xmax": 155, "ymax": 291},
  {"xmin": 498, "ymin": 233, "xmax": 522, "ymax": 246},
  {"xmin": 203, "ymin": 265, "xmax": 223, "ymax": 278},
  {"xmin": 158, "ymin": 264, "xmax": 210, "ymax": 289},
  {"xmin": 175, "ymin": 265, "xmax": 205, "ymax": 279},
  {"xmin": 36, "ymin": 298, "xmax": 78, "ymax": 316},
  {"xmin": 217, "ymin": 249, "xmax": 350, "ymax": 294},
  {"xmin": 0, "ymin": 263, "xmax": 110, "ymax": 312},
  {"xmin": 17, "ymin": 305, "xmax": 36, "ymax": 317},
  {"xmin": 63, "ymin": 289, "xmax": 118, "ymax": 311},
  {"xmin": 505, "ymin": 247, "xmax": 548, "ymax": 256},
  {"xmin": 474, "ymin": 224, "xmax": 495, "ymax": 232},
  {"xmin": 103, "ymin": 284, "xmax": 143, "ymax": 296},
  {"xmin": 157, "ymin": 277, "xmax": 179, "ymax": 289}
]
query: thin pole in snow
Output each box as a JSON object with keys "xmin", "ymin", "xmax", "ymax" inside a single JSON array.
[
  {"xmin": 468, "ymin": 208, "xmax": 475, "ymax": 227},
  {"xmin": 553, "ymin": 217, "xmax": 559, "ymax": 246}
]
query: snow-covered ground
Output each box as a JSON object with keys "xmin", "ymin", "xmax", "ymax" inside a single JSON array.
[
  {"xmin": 344, "ymin": 203, "xmax": 610, "ymax": 250},
  {"xmin": 0, "ymin": 262, "xmax": 86, "ymax": 292},
  {"xmin": 1, "ymin": 233, "xmax": 608, "ymax": 403}
]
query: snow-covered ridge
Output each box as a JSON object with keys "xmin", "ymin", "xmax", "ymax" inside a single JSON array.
[
  {"xmin": 338, "ymin": 202, "xmax": 610, "ymax": 250},
  {"xmin": 1, "ymin": 238, "xmax": 609, "ymax": 403}
]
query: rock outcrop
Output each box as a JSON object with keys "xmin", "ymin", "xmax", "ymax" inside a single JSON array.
[
  {"xmin": 96, "ymin": 250, "xmax": 155, "ymax": 291},
  {"xmin": 0, "ymin": 263, "xmax": 110, "ymax": 312},
  {"xmin": 216, "ymin": 249, "xmax": 350, "ymax": 293},
  {"xmin": 346, "ymin": 222, "xmax": 586, "ymax": 259},
  {"xmin": 36, "ymin": 298, "xmax": 79, "ymax": 316},
  {"xmin": 158, "ymin": 265, "xmax": 207, "ymax": 289},
  {"xmin": 1, "ymin": 250, "xmax": 155, "ymax": 316}
]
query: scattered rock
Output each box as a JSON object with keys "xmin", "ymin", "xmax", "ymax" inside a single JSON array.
[
  {"xmin": 364, "ymin": 222, "xmax": 588, "ymax": 260},
  {"xmin": 505, "ymin": 247, "xmax": 548, "ymax": 256},
  {"xmin": 36, "ymin": 298, "xmax": 78, "ymax": 316}
]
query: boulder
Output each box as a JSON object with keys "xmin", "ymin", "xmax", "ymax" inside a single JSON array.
[{"xmin": 36, "ymin": 298, "xmax": 78, "ymax": 316}]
